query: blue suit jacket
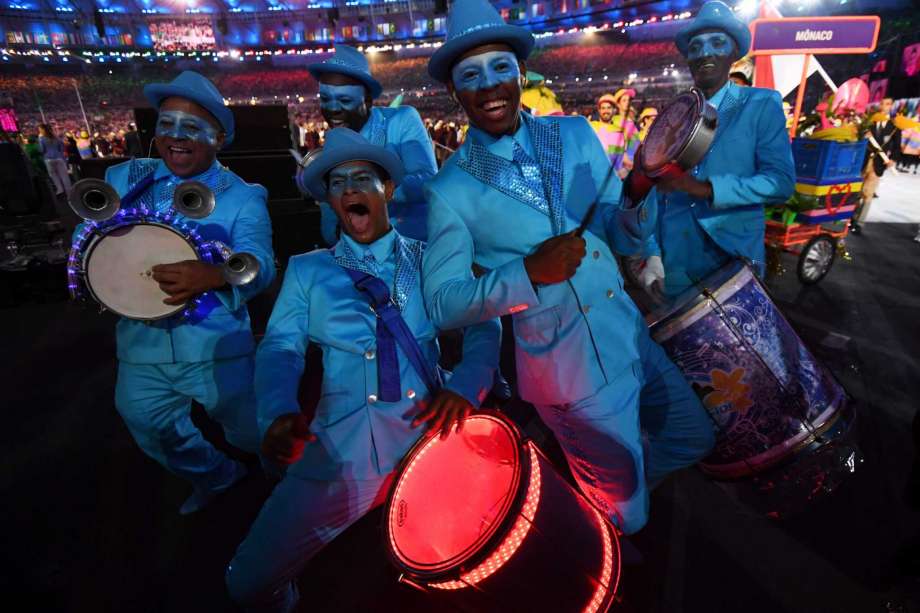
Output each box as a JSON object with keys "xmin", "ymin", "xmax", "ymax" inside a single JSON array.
[
  {"xmin": 255, "ymin": 232, "xmax": 501, "ymax": 480},
  {"xmin": 103, "ymin": 158, "xmax": 276, "ymax": 364},
  {"xmin": 318, "ymin": 105, "xmax": 438, "ymax": 243},
  {"xmin": 423, "ymin": 113, "xmax": 654, "ymax": 406},
  {"xmin": 644, "ymin": 83, "xmax": 795, "ymax": 271}
]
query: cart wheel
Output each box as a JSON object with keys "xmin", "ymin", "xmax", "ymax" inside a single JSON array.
[{"xmin": 797, "ymin": 235, "xmax": 836, "ymax": 284}]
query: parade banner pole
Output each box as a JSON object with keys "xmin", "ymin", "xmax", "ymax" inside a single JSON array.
[
  {"xmin": 73, "ymin": 79, "xmax": 90, "ymax": 134},
  {"xmin": 789, "ymin": 53, "xmax": 811, "ymax": 139},
  {"xmin": 33, "ymin": 90, "xmax": 46, "ymax": 124}
]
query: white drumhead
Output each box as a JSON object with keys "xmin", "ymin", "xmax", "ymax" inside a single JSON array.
[
  {"xmin": 85, "ymin": 223, "xmax": 198, "ymax": 320},
  {"xmin": 642, "ymin": 92, "xmax": 698, "ymax": 171}
]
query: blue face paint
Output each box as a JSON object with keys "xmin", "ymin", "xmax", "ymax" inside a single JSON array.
[
  {"xmin": 687, "ymin": 32, "xmax": 734, "ymax": 61},
  {"xmin": 451, "ymin": 51, "xmax": 521, "ymax": 93},
  {"xmin": 318, "ymin": 84, "xmax": 367, "ymax": 112},
  {"xmin": 327, "ymin": 162, "xmax": 386, "ymax": 199},
  {"xmin": 155, "ymin": 110, "xmax": 220, "ymax": 146}
]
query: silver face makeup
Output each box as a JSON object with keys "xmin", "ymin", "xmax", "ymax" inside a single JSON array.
[
  {"xmin": 451, "ymin": 50, "xmax": 521, "ymax": 93},
  {"xmin": 155, "ymin": 110, "xmax": 220, "ymax": 146},
  {"xmin": 327, "ymin": 162, "xmax": 385, "ymax": 198},
  {"xmin": 318, "ymin": 84, "xmax": 367, "ymax": 112},
  {"xmin": 687, "ymin": 32, "xmax": 733, "ymax": 61}
]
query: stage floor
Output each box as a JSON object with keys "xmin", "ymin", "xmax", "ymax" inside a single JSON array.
[
  {"xmin": 1, "ymin": 223, "xmax": 918, "ymax": 613},
  {"xmin": 865, "ymin": 170, "xmax": 920, "ymax": 224}
]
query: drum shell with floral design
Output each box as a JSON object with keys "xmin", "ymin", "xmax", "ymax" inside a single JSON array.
[{"xmin": 648, "ymin": 261, "xmax": 847, "ymax": 478}]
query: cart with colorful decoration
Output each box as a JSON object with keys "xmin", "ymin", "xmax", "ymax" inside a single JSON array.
[
  {"xmin": 765, "ymin": 137, "xmax": 867, "ymax": 284},
  {"xmin": 748, "ymin": 13, "xmax": 880, "ymax": 284}
]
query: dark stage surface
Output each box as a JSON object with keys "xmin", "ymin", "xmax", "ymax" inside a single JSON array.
[{"xmin": 2, "ymin": 223, "xmax": 918, "ymax": 613}]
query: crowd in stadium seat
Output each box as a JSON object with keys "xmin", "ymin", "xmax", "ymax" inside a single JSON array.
[{"xmin": 0, "ymin": 40, "xmax": 692, "ymax": 169}]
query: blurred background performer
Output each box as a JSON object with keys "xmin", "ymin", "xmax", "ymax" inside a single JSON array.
[
  {"xmin": 590, "ymin": 89, "xmax": 639, "ymax": 178},
  {"xmin": 423, "ymin": 0, "xmax": 714, "ymax": 537},
  {"xmin": 307, "ymin": 44, "xmax": 437, "ymax": 244},
  {"xmin": 637, "ymin": 107, "xmax": 659, "ymax": 143},
  {"xmin": 521, "ymin": 70, "xmax": 565, "ymax": 117},
  {"xmin": 729, "ymin": 56, "xmax": 754, "ymax": 87},
  {"xmin": 852, "ymin": 97, "xmax": 901, "ymax": 235},
  {"xmin": 226, "ymin": 129, "xmax": 500, "ymax": 613},
  {"xmin": 631, "ymin": 1, "xmax": 794, "ymax": 301},
  {"xmin": 93, "ymin": 71, "xmax": 275, "ymax": 515}
]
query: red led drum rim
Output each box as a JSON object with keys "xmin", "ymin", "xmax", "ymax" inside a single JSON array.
[
  {"xmin": 384, "ymin": 413, "xmax": 527, "ymax": 578},
  {"xmin": 428, "ymin": 444, "xmax": 542, "ymax": 590},
  {"xmin": 582, "ymin": 507, "xmax": 621, "ymax": 613}
]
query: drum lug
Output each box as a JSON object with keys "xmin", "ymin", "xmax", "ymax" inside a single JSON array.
[{"xmin": 397, "ymin": 574, "xmax": 429, "ymax": 593}]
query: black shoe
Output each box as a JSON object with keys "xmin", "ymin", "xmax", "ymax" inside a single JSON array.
[{"xmin": 849, "ymin": 221, "xmax": 861, "ymax": 235}]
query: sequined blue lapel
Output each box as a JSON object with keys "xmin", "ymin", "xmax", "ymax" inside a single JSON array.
[
  {"xmin": 710, "ymin": 86, "xmax": 744, "ymax": 151},
  {"xmin": 127, "ymin": 159, "xmax": 232, "ymax": 214},
  {"xmin": 362, "ymin": 108, "xmax": 387, "ymax": 147},
  {"xmin": 523, "ymin": 113, "xmax": 565, "ymax": 235},
  {"xmin": 334, "ymin": 234, "xmax": 422, "ymax": 312},
  {"xmin": 457, "ymin": 114, "xmax": 565, "ymax": 235}
]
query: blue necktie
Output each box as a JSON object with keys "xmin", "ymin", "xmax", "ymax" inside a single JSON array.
[{"xmin": 362, "ymin": 251, "xmax": 402, "ymax": 402}]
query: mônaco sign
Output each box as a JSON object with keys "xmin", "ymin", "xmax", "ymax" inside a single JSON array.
[{"xmin": 749, "ymin": 16, "xmax": 880, "ymax": 55}]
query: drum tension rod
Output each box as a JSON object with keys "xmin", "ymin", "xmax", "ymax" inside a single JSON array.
[{"xmin": 397, "ymin": 574, "xmax": 429, "ymax": 593}]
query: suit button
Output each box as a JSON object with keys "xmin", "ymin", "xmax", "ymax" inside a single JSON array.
[
  {"xmin": 365, "ymin": 350, "xmax": 375, "ymax": 360},
  {"xmin": 582, "ymin": 305, "xmax": 591, "ymax": 314},
  {"xmin": 368, "ymin": 394, "xmax": 378, "ymax": 404},
  {"xmin": 592, "ymin": 250, "xmax": 600, "ymax": 260},
  {"xmin": 407, "ymin": 389, "xmax": 416, "ymax": 399},
  {"xmin": 606, "ymin": 289, "xmax": 615, "ymax": 298}
]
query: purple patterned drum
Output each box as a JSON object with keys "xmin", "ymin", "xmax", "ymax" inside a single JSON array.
[{"xmin": 648, "ymin": 260, "xmax": 848, "ymax": 479}]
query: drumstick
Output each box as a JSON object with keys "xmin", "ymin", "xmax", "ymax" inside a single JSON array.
[{"xmin": 575, "ymin": 163, "xmax": 617, "ymax": 237}]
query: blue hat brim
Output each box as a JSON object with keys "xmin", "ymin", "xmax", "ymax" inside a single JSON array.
[
  {"xmin": 307, "ymin": 63, "xmax": 383, "ymax": 99},
  {"xmin": 675, "ymin": 17, "xmax": 751, "ymax": 58},
  {"xmin": 428, "ymin": 24, "xmax": 535, "ymax": 83},
  {"xmin": 144, "ymin": 83, "xmax": 235, "ymax": 147},
  {"xmin": 299, "ymin": 144, "xmax": 404, "ymax": 201}
]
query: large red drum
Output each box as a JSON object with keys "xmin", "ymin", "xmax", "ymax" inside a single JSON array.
[{"xmin": 385, "ymin": 413, "xmax": 620, "ymax": 613}]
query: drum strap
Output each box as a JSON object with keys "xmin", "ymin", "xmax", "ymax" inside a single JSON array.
[
  {"xmin": 121, "ymin": 172, "xmax": 158, "ymax": 209},
  {"xmin": 341, "ymin": 266, "xmax": 443, "ymax": 401}
]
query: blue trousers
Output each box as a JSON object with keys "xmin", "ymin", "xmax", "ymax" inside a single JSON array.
[
  {"xmin": 226, "ymin": 473, "xmax": 393, "ymax": 613},
  {"xmin": 115, "ymin": 356, "xmax": 260, "ymax": 492},
  {"xmin": 535, "ymin": 332, "xmax": 715, "ymax": 534}
]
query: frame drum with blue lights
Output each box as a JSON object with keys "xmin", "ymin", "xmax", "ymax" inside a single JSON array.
[
  {"xmin": 647, "ymin": 260, "xmax": 851, "ymax": 479},
  {"xmin": 68, "ymin": 208, "xmax": 224, "ymax": 321}
]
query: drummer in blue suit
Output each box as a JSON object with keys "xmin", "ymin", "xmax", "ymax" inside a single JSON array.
[
  {"xmin": 225, "ymin": 128, "xmax": 500, "ymax": 613},
  {"xmin": 631, "ymin": 1, "xmax": 795, "ymax": 299},
  {"xmin": 95, "ymin": 71, "xmax": 275, "ymax": 514},
  {"xmin": 421, "ymin": 0, "xmax": 714, "ymax": 535},
  {"xmin": 306, "ymin": 44, "xmax": 437, "ymax": 244}
]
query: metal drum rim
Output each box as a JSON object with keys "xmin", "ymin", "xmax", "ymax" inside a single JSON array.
[
  {"xmin": 700, "ymin": 396, "xmax": 848, "ymax": 479},
  {"xmin": 384, "ymin": 412, "xmax": 529, "ymax": 580},
  {"xmin": 647, "ymin": 260, "xmax": 751, "ymax": 342},
  {"xmin": 642, "ymin": 88, "xmax": 710, "ymax": 176},
  {"xmin": 83, "ymin": 221, "xmax": 196, "ymax": 321}
]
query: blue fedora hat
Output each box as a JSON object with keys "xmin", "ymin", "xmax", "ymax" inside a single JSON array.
[
  {"xmin": 428, "ymin": 0, "xmax": 535, "ymax": 83},
  {"xmin": 144, "ymin": 70, "xmax": 235, "ymax": 146},
  {"xmin": 307, "ymin": 44, "xmax": 383, "ymax": 99},
  {"xmin": 297, "ymin": 128, "xmax": 404, "ymax": 201},
  {"xmin": 675, "ymin": 1, "xmax": 751, "ymax": 59}
]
